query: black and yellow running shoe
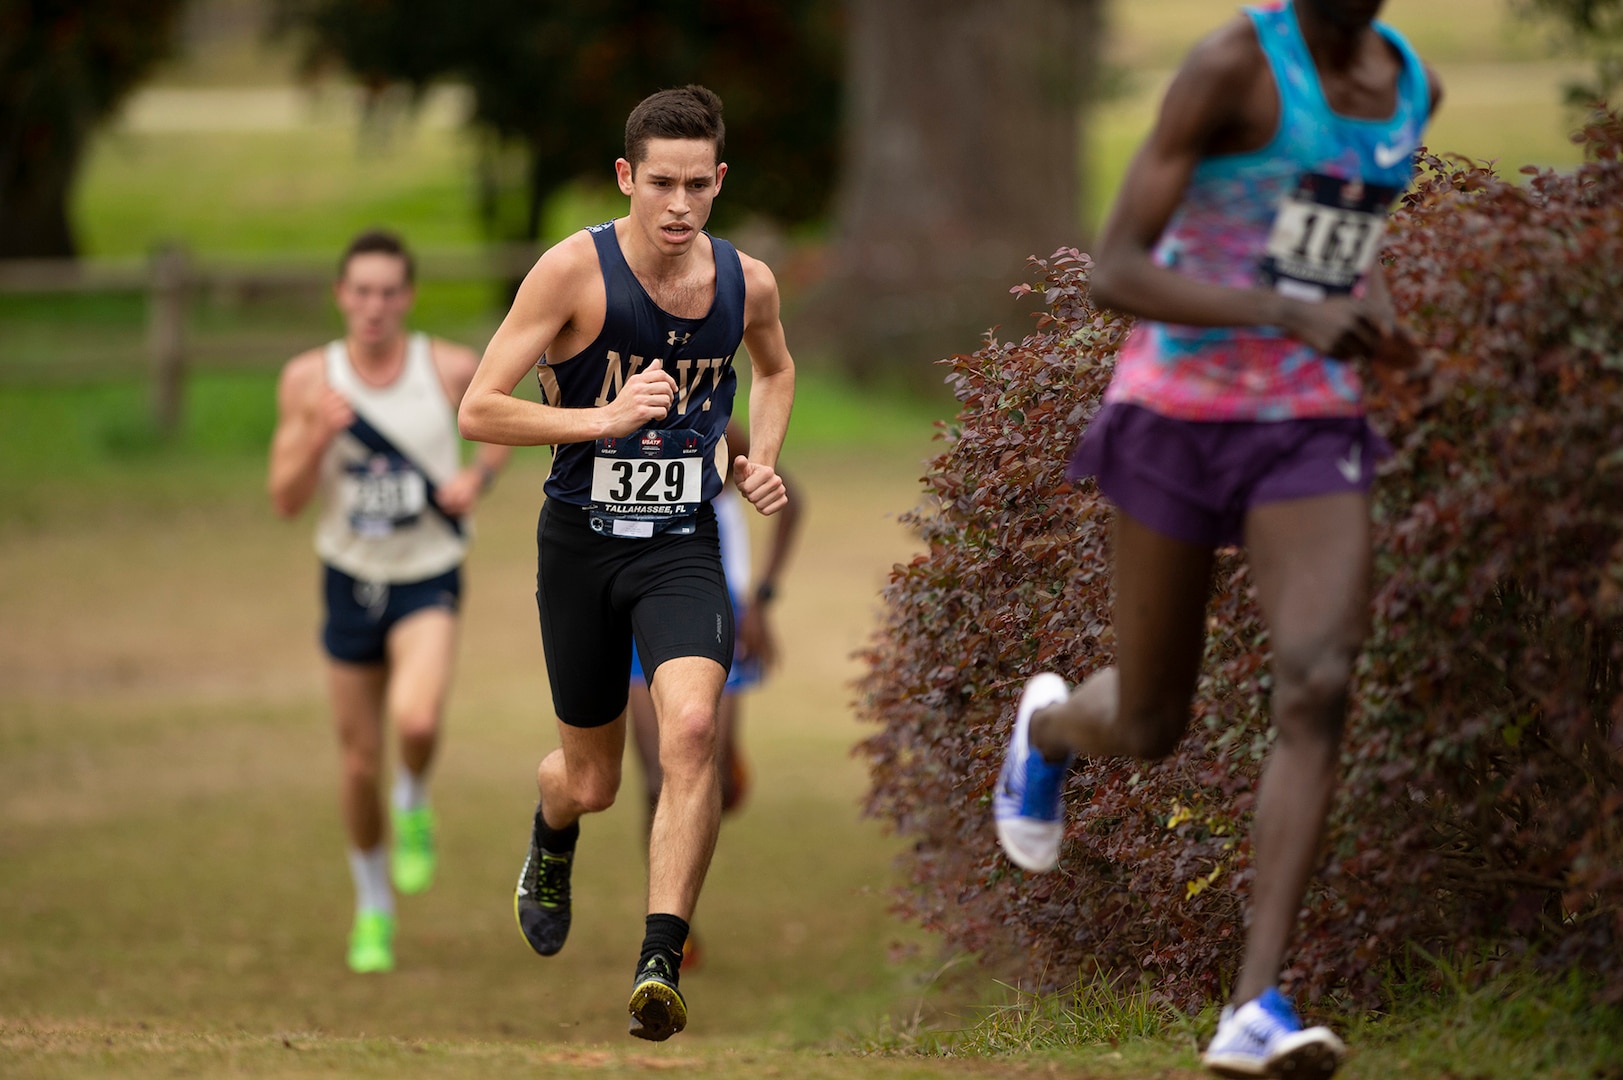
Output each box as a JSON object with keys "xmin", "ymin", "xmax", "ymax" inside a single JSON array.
[
  {"xmin": 627, "ymin": 953, "xmax": 687, "ymax": 1041},
  {"xmin": 513, "ymin": 828, "xmax": 573, "ymax": 957}
]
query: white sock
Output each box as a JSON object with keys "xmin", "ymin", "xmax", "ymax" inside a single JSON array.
[
  {"xmin": 392, "ymin": 765, "xmax": 429, "ymax": 813},
  {"xmin": 347, "ymin": 846, "xmax": 394, "ymax": 916}
]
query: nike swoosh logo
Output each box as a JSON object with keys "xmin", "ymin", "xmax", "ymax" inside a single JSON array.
[
  {"xmin": 1373, "ymin": 142, "xmax": 1414, "ymax": 169},
  {"xmin": 1337, "ymin": 443, "xmax": 1362, "ymax": 484}
]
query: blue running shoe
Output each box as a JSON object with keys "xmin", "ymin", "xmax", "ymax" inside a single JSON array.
[
  {"xmin": 993, "ymin": 672, "xmax": 1073, "ymax": 871},
  {"xmin": 1202, "ymin": 987, "xmax": 1346, "ymax": 1079}
]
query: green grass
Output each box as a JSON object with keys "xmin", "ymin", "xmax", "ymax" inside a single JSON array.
[{"xmin": 848, "ymin": 959, "xmax": 1623, "ymax": 1079}]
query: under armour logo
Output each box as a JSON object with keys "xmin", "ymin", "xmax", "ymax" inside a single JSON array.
[
  {"xmin": 1336, "ymin": 443, "xmax": 1362, "ymax": 484},
  {"xmin": 667, "ymin": 330, "xmax": 691, "ymax": 347}
]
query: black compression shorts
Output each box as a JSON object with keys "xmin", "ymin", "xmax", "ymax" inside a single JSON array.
[{"xmin": 535, "ymin": 499, "xmax": 734, "ymax": 727}]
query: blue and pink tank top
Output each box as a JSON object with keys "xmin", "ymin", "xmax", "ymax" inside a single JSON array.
[{"xmin": 1106, "ymin": 1, "xmax": 1431, "ymax": 422}]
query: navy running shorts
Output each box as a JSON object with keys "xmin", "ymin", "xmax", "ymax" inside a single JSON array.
[
  {"xmin": 321, "ymin": 564, "xmax": 461, "ymax": 664},
  {"xmin": 536, "ymin": 499, "xmax": 734, "ymax": 728}
]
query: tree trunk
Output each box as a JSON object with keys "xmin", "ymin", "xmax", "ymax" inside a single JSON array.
[
  {"xmin": 0, "ymin": 127, "xmax": 81, "ymax": 259},
  {"xmin": 813, "ymin": 0, "xmax": 1104, "ymax": 380}
]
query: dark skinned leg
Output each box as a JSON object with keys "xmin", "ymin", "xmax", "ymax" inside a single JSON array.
[
  {"xmin": 1232, "ymin": 491, "xmax": 1370, "ymax": 1004},
  {"xmin": 1029, "ymin": 511, "xmax": 1215, "ymax": 762}
]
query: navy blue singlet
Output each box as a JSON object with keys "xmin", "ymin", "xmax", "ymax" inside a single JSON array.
[{"xmin": 538, "ymin": 221, "xmax": 745, "ymax": 512}]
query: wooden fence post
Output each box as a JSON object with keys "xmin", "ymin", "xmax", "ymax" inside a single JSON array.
[{"xmin": 147, "ymin": 244, "xmax": 190, "ymax": 435}]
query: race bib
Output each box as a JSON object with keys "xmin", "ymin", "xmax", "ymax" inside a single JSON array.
[
  {"xmin": 1259, "ymin": 173, "xmax": 1402, "ymax": 301},
  {"xmin": 589, "ymin": 428, "xmax": 705, "ymax": 538},
  {"xmin": 345, "ymin": 452, "xmax": 427, "ymax": 538}
]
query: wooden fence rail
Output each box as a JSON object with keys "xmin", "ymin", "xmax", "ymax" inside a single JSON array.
[{"xmin": 0, "ymin": 243, "xmax": 541, "ymax": 433}]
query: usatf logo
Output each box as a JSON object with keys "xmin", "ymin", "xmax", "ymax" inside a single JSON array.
[
  {"xmin": 639, "ymin": 432, "xmax": 664, "ymax": 456},
  {"xmin": 1339, "ymin": 175, "xmax": 1366, "ymax": 208},
  {"xmin": 681, "ymin": 434, "xmax": 701, "ymax": 455},
  {"xmin": 667, "ymin": 330, "xmax": 692, "ymax": 347}
]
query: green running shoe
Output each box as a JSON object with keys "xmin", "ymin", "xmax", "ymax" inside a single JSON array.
[
  {"xmin": 391, "ymin": 806, "xmax": 437, "ymax": 895},
  {"xmin": 627, "ymin": 953, "xmax": 687, "ymax": 1041},
  {"xmin": 346, "ymin": 910, "xmax": 395, "ymax": 974}
]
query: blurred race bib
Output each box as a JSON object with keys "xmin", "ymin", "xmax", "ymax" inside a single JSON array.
[
  {"xmin": 1260, "ymin": 172, "xmax": 1401, "ymax": 301},
  {"xmin": 344, "ymin": 452, "xmax": 427, "ymax": 538}
]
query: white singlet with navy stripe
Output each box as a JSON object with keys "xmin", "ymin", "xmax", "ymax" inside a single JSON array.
[{"xmin": 314, "ymin": 333, "xmax": 467, "ymax": 583}]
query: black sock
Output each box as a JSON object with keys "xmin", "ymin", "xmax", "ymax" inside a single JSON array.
[
  {"xmin": 638, "ymin": 913, "xmax": 689, "ymax": 976},
  {"xmin": 534, "ymin": 807, "xmax": 579, "ymax": 855}
]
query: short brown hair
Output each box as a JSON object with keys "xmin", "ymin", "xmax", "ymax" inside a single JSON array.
[
  {"xmin": 624, "ymin": 85, "xmax": 725, "ymax": 170},
  {"xmin": 339, "ymin": 229, "xmax": 415, "ymax": 284}
]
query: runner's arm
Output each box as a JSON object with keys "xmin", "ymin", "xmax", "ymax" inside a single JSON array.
[
  {"xmin": 731, "ymin": 255, "xmax": 794, "ymax": 516},
  {"xmin": 267, "ymin": 351, "xmax": 352, "ymax": 518},
  {"xmin": 430, "ymin": 338, "xmax": 514, "ymax": 514},
  {"xmin": 458, "ymin": 236, "xmax": 677, "ymax": 447}
]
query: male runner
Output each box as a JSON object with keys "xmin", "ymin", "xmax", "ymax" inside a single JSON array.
[
  {"xmin": 457, "ymin": 85, "xmax": 794, "ymax": 1041},
  {"xmin": 625, "ymin": 418, "xmax": 803, "ymax": 970},
  {"xmin": 269, "ymin": 229, "xmax": 510, "ymax": 973},
  {"xmin": 992, "ymin": 3, "xmax": 1440, "ymax": 1077}
]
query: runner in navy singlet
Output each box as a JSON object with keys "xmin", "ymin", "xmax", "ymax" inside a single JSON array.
[{"xmin": 458, "ymin": 85, "xmax": 795, "ymax": 1042}]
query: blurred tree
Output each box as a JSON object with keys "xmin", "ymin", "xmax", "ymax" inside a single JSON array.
[
  {"xmin": 1515, "ymin": 0, "xmax": 1623, "ymax": 103},
  {"xmin": 812, "ymin": 0, "xmax": 1105, "ymax": 379},
  {"xmin": 0, "ymin": 0, "xmax": 187, "ymax": 258},
  {"xmin": 270, "ymin": 0, "xmax": 842, "ymax": 241}
]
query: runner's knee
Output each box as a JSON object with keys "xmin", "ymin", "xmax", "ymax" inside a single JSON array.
[
  {"xmin": 391, "ymin": 700, "xmax": 438, "ymax": 740},
  {"xmin": 1271, "ymin": 642, "xmax": 1356, "ymax": 739},
  {"xmin": 658, "ymin": 704, "xmax": 719, "ymax": 778},
  {"xmin": 571, "ymin": 770, "xmax": 621, "ymax": 814}
]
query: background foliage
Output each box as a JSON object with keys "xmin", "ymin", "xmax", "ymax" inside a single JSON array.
[
  {"xmin": 0, "ymin": 0, "xmax": 186, "ymax": 256},
  {"xmin": 270, "ymin": 0, "xmax": 841, "ymax": 241},
  {"xmin": 856, "ymin": 114, "xmax": 1623, "ymax": 1012},
  {"xmin": 1516, "ymin": 0, "xmax": 1623, "ymax": 101}
]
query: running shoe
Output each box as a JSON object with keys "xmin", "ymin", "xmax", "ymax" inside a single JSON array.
[
  {"xmin": 1202, "ymin": 987, "xmax": 1346, "ymax": 1079},
  {"xmin": 513, "ymin": 821, "xmax": 573, "ymax": 957},
  {"xmin": 627, "ymin": 952, "xmax": 688, "ymax": 1041},
  {"xmin": 391, "ymin": 805, "xmax": 437, "ymax": 895},
  {"xmin": 993, "ymin": 672, "xmax": 1074, "ymax": 872},
  {"xmin": 346, "ymin": 910, "xmax": 396, "ymax": 974}
]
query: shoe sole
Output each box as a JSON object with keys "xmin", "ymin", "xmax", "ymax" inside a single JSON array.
[
  {"xmin": 1269, "ymin": 1032, "xmax": 1344, "ymax": 1079},
  {"xmin": 347, "ymin": 955, "xmax": 394, "ymax": 974},
  {"xmin": 628, "ymin": 979, "xmax": 687, "ymax": 1041},
  {"xmin": 1202, "ymin": 1054, "xmax": 1269, "ymax": 1079}
]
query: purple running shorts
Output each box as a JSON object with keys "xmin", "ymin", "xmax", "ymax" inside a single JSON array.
[{"xmin": 1067, "ymin": 401, "xmax": 1392, "ymax": 548}]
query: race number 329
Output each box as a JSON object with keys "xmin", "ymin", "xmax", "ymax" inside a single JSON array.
[{"xmin": 591, "ymin": 455, "xmax": 702, "ymax": 507}]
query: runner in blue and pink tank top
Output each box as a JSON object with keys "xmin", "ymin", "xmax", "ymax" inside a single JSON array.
[{"xmin": 992, "ymin": 5, "xmax": 1442, "ymax": 1077}]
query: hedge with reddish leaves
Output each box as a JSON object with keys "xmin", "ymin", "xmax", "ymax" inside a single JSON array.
[{"xmin": 855, "ymin": 113, "xmax": 1623, "ymax": 1010}]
